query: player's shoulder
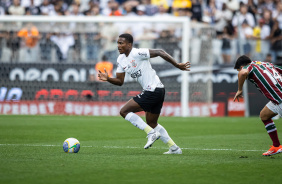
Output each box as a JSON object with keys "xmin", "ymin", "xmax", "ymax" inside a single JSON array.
[
  {"xmin": 132, "ymin": 48, "xmax": 149, "ymax": 58},
  {"xmin": 117, "ymin": 54, "xmax": 125, "ymax": 63}
]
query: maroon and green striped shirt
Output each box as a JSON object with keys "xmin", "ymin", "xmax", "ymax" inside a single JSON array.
[{"xmin": 244, "ymin": 61, "xmax": 282, "ymax": 105}]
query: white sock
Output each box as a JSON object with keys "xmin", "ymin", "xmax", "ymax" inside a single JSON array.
[
  {"xmin": 154, "ymin": 124, "xmax": 177, "ymax": 149},
  {"xmin": 125, "ymin": 112, "xmax": 153, "ymax": 134}
]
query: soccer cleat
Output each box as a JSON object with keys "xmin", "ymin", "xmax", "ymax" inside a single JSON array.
[
  {"xmin": 144, "ymin": 130, "xmax": 161, "ymax": 149},
  {"xmin": 262, "ymin": 145, "xmax": 282, "ymax": 156},
  {"xmin": 163, "ymin": 146, "xmax": 182, "ymax": 154}
]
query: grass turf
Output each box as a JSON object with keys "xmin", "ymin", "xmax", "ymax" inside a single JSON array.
[{"xmin": 0, "ymin": 115, "xmax": 282, "ymax": 184}]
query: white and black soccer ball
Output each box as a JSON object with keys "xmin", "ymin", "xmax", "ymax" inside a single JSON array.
[{"xmin": 63, "ymin": 138, "xmax": 80, "ymax": 153}]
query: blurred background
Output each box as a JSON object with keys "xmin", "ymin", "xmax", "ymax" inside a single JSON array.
[{"xmin": 0, "ymin": 0, "xmax": 281, "ymax": 117}]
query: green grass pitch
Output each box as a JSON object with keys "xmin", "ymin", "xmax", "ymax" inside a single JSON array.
[{"xmin": 1, "ymin": 115, "xmax": 282, "ymax": 184}]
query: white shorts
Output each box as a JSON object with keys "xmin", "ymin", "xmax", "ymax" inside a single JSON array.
[{"xmin": 266, "ymin": 101, "xmax": 282, "ymax": 116}]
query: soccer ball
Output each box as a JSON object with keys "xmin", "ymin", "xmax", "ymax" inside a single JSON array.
[{"xmin": 63, "ymin": 138, "xmax": 80, "ymax": 153}]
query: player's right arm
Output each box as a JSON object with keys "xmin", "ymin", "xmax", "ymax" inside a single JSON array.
[
  {"xmin": 233, "ymin": 68, "xmax": 249, "ymax": 102},
  {"xmin": 98, "ymin": 69, "xmax": 125, "ymax": 86}
]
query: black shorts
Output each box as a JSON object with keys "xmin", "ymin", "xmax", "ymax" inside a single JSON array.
[{"xmin": 133, "ymin": 88, "xmax": 165, "ymax": 114}]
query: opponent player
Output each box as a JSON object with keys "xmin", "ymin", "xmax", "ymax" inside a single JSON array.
[
  {"xmin": 98, "ymin": 33, "xmax": 190, "ymax": 154},
  {"xmin": 233, "ymin": 55, "xmax": 282, "ymax": 156}
]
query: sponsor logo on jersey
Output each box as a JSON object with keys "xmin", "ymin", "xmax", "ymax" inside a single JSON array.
[
  {"xmin": 130, "ymin": 60, "xmax": 137, "ymax": 68},
  {"xmin": 138, "ymin": 52, "xmax": 147, "ymax": 57},
  {"xmin": 131, "ymin": 69, "xmax": 142, "ymax": 78}
]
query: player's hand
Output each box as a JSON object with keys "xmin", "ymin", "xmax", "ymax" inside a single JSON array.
[
  {"xmin": 233, "ymin": 90, "xmax": 243, "ymax": 102},
  {"xmin": 177, "ymin": 62, "xmax": 190, "ymax": 71},
  {"xmin": 98, "ymin": 69, "xmax": 109, "ymax": 81}
]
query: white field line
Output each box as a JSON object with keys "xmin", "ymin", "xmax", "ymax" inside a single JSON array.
[{"xmin": 0, "ymin": 144, "xmax": 265, "ymax": 152}]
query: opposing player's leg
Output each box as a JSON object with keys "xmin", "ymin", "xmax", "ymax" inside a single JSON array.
[
  {"xmin": 146, "ymin": 112, "xmax": 182, "ymax": 154},
  {"xmin": 120, "ymin": 99, "xmax": 159, "ymax": 148},
  {"xmin": 260, "ymin": 104, "xmax": 282, "ymax": 156}
]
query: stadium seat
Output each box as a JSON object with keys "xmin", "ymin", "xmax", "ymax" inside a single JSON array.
[
  {"xmin": 111, "ymin": 91, "xmax": 123, "ymax": 97},
  {"xmin": 97, "ymin": 90, "xmax": 110, "ymax": 100},
  {"xmin": 65, "ymin": 90, "xmax": 79, "ymax": 100},
  {"xmin": 80, "ymin": 90, "xmax": 94, "ymax": 100},
  {"xmin": 126, "ymin": 91, "xmax": 140, "ymax": 97},
  {"xmin": 167, "ymin": 92, "xmax": 179, "ymax": 97},
  {"xmin": 35, "ymin": 89, "xmax": 49, "ymax": 100},
  {"xmin": 50, "ymin": 89, "xmax": 64, "ymax": 100}
]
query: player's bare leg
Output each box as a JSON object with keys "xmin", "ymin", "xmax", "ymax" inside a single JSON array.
[
  {"xmin": 260, "ymin": 106, "xmax": 282, "ymax": 156},
  {"xmin": 146, "ymin": 112, "xmax": 182, "ymax": 154},
  {"xmin": 120, "ymin": 99, "xmax": 160, "ymax": 149}
]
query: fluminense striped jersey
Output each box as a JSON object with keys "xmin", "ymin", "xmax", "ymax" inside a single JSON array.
[{"xmin": 244, "ymin": 61, "xmax": 282, "ymax": 104}]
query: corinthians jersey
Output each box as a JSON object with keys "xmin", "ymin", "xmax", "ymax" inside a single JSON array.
[
  {"xmin": 116, "ymin": 48, "xmax": 164, "ymax": 91},
  {"xmin": 245, "ymin": 61, "xmax": 282, "ymax": 104}
]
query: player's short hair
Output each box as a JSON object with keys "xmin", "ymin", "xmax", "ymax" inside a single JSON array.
[
  {"xmin": 119, "ymin": 33, "xmax": 133, "ymax": 44},
  {"xmin": 234, "ymin": 55, "xmax": 252, "ymax": 69}
]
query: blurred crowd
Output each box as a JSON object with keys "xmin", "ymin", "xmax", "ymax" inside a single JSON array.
[{"xmin": 0, "ymin": 0, "xmax": 281, "ymax": 64}]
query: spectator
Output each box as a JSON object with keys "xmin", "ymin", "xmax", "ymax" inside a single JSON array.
[
  {"xmin": 83, "ymin": 0, "xmax": 99, "ymax": 15},
  {"xmin": 154, "ymin": 30, "xmax": 179, "ymax": 58},
  {"xmin": 172, "ymin": 0, "xmax": 192, "ymax": 16},
  {"xmin": 123, "ymin": 2, "xmax": 137, "ymax": 16},
  {"xmin": 141, "ymin": 0, "xmax": 158, "ymax": 16},
  {"xmin": 17, "ymin": 23, "xmax": 40, "ymax": 62},
  {"xmin": 151, "ymin": 0, "xmax": 169, "ymax": 10},
  {"xmin": 135, "ymin": 27, "xmax": 158, "ymax": 48},
  {"xmin": 219, "ymin": 26, "xmax": 233, "ymax": 64},
  {"xmin": 273, "ymin": 2, "xmax": 282, "ymax": 29},
  {"xmin": 25, "ymin": 0, "xmax": 41, "ymax": 15},
  {"xmin": 191, "ymin": 0, "xmax": 202, "ymax": 22},
  {"xmin": 100, "ymin": 23, "xmax": 119, "ymax": 63},
  {"xmin": 85, "ymin": 30, "xmax": 102, "ymax": 63},
  {"xmin": 0, "ymin": 0, "xmax": 12, "ymax": 12},
  {"xmin": 232, "ymin": 4, "xmax": 255, "ymax": 28},
  {"xmin": 69, "ymin": 3, "xmax": 84, "ymax": 62},
  {"xmin": 8, "ymin": 0, "xmax": 25, "ymax": 15},
  {"xmin": 214, "ymin": 3, "xmax": 233, "ymax": 35},
  {"xmin": 247, "ymin": 0, "xmax": 258, "ymax": 25},
  {"xmin": 0, "ymin": 5, "xmax": 5, "ymax": 15},
  {"xmin": 269, "ymin": 20, "xmax": 282, "ymax": 63},
  {"xmin": 0, "ymin": 31, "xmax": 5, "ymax": 60},
  {"xmin": 262, "ymin": 9, "xmax": 274, "ymax": 30},
  {"xmin": 236, "ymin": 20, "xmax": 253, "ymax": 57},
  {"xmin": 39, "ymin": 32, "xmax": 52, "ymax": 62},
  {"xmin": 124, "ymin": 5, "xmax": 151, "ymax": 38},
  {"xmin": 21, "ymin": 0, "xmax": 42, "ymax": 8},
  {"xmin": 154, "ymin": 5, "xmax": 173, "ymax": 33},
  {"xmin": 202, "ymin": 0, "xmax": 217, "ymax": 24},
  {"xmin": 84, "ymin": 4, "xmax": 102, "ymax": 62},
  {"xmin": 95, "ymin": 55, "xmax": 113, "ymax": 81},
  {"xmin": 6, "ymin": 31, "xmax": 21, "ymax": 62},
  {"xmin": 103, "ymin": 0, "xmax": 122, "ymax": 16},
  {"xmin": 265, "ymin": 53, "xmax": 272, "ymax": 62},
  {"xmin": 260, "ymin": 0, "xmax": 276, "ymax": 12},
  {"xmin": 40, "ymin": 0, "xmax": 55, "ymax": 15},
  {"xmin": 252, "ymin": 18, "xmax": 271, "ymax": 61},
  {"xmin": 50, "ymin": 32, "xmax": 75, "ymax": 62},
  {"xmin": 225, "ymin": 0, "xmax": 240, "ymax": 13}
]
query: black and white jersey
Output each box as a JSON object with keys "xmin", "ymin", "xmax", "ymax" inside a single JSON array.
[{"xmin": 116, "ymin": 48, "xmax": 164, "ymax": 91}]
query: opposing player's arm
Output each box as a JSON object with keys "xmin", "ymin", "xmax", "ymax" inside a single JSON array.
[
  {"xmin": 233, "ymin": 68, "xmax": 249, "ymax": 102},
  {"xmin": 98, "ymin": 69, "xmax": 125, "ymax": 86},
  {"xmin": 274, "ymin": 65, "xmax": 282, "ymax": 75},
  {"xmin": 149, "ymin": 49, "xmax": 190, "ymax": 71}
]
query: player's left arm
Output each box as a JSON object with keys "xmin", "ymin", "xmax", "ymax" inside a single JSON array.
[
  {"xmin": 233, "ymin": 68, "xmax": 249, "ymax": 102},
  {"xmin": 274, "ymin": 65, "xmax": 282, "ymax": 75},
  {"xmin": 149, "ymin": 49, "xmax": 190, "ymax": 71}
]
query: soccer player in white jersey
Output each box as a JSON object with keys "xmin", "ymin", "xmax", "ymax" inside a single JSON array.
[{"xmin": 98, "ymin": 33, "xmax": 190, "ymax": 154}]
